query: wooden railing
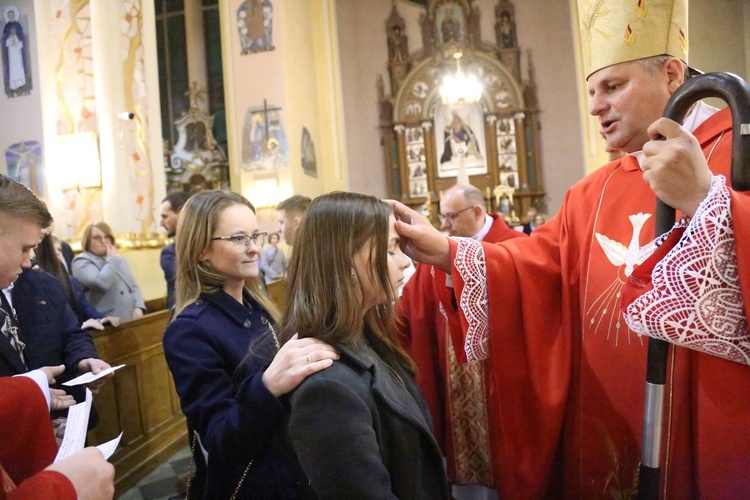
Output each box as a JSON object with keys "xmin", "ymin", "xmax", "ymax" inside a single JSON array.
[{"xmin": 86, "ymin": 308, "xmax": 187, "ymax": 496}]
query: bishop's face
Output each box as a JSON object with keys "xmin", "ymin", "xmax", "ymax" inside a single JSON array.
[{"xmin": 587, "ymin": 60, "xmax": 674, "ymax": 154}]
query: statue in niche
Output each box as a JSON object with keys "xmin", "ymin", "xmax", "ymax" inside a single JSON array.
[
  {"xmin": 2, "ymin": 6, "xmax": 32, "ymax": 98},
  {"xmin": 440, "ymin": 7, "xmax": 461, "ymax": 44},
  {"xmin": 168, "ymin": 82, "xmax": 229, "ymax": 192},
  {"xmin": 237, "ymin": 0, "xmax": 274, "ymax": 55},
  {"xmin": 495, "ymin": 1, "xmax": 518, "ymax": 49},
  {"xmin": 419, "ymin": 12, "xmax": 435, "ymax": 56},
  {"xmin": 387, "ymin": 24, "xmax": 408, "ymax": 62}
]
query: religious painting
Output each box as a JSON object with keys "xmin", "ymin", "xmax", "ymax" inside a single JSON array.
[
  {"xmin": 435, "ymin": 102, "xmax": 487, "ymax": 179},
  {"xmin": 241, "ymin": 104, "xmax": 289, "ymax": 171},
  {"xmin": 435, "ymin": 3, "xmax": 464, "ymax": 48},
  {"xmin": 2, "ymin": 5, "xmax": 32, "ymax": 98},
  {"xmin": 301, "ymin": 127, "xmax": 317, "ymax": 178},
  {"xmin": 500, "ymin": 171, "xmax": 519, "ymax": 189},
  {"xmin": 5, "ymin": 140, "xmax": 43, "ymax": 197},
  {"xmin": 237, "ymin": 0, "xmax": 274, "ymax": 55},
  {"xmin": 406, "ymin": 125, "xmax": 427, "ymax": 197}
]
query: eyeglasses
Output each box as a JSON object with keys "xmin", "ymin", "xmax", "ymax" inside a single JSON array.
[
  {"xmin": 211, "ymin": 232, "xmax": 267, "ymax": 248},
  {"xmin": 438, "ymin": 206, "xmax": 474, "ymax": 223},
  {"xmin": 90, "ymin": 235, "xmax": 113, "ymax": 243}
]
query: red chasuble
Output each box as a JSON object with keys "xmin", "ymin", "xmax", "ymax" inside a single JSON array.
[
  {"xmin": 398, "ymin": 214, "xmax": 525, "ymax": 486},
  {"xmin": 446, "ymin": 108, "xmax": 750, "ymax": 498},
  {"xmin": 0, "ymin": 377, "xmax": 76, "ymax": 500}
]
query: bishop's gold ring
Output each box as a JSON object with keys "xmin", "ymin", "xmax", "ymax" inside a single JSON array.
[{"xmin": 305, "ymin": 354, "xmax": 312, "ymax": 364}]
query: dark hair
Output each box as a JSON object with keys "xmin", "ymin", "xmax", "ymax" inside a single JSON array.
[
  {"xmin": 280, "ymin": 191, "xmax": 416, "ymax": 375},
  {"xmin": 276, "ymin": 195, "xmax": 311, "ymax": 217},
  {"xmin": 35, "ymin": 234, "xmax": 82, "ymax": 318},
  {"xmin": 162, "ymin": 191, "xmax": 190, "ymax": 213},
  {"xmin": 0, "ymin": 174, "xmax": 53, "ymax": 229}
]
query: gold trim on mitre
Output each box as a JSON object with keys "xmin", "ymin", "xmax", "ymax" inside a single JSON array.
[{"xmin": 578, "ymin": 0, "xmax": 688, "ymax": 79}]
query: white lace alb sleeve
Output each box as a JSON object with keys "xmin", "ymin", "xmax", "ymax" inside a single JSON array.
[
  {"xmin": 452, "ymin": 237, "xmax": 490, "ymax": 362},
  {"xmin": 624, "ymin": 175, "xmax": 750, "ymax": 365}
]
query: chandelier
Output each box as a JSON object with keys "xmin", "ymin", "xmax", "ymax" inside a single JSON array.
[{"xmin": 439, "ymin": 52, "xmax": 483, "ymax": 106}]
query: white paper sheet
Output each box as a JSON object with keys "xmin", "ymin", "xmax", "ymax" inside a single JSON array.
[
  {"xmin": 97, "ymin": 432, "xmax": 123, "ymax": 460},
  {"xmin": 54, "ymin": 388, "xmax": 92, "ymax": 462},
  {"xmin": 62, "ymin": 364, "xmax": 126, "ymax": 387}
]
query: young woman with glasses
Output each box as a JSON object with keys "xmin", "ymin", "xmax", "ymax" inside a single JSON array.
[
  {"xmin": 163, "ymin": 190, "xmax": 338, "ymax": 499},
  {"xmin": 280, "ymin": 192, "xmax": 451, "ymax": 498}
]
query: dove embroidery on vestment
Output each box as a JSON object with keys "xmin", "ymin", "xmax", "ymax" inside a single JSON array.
[{"xmin": 586, "ymin": 213, "xmax": 657, "ymax": 346}]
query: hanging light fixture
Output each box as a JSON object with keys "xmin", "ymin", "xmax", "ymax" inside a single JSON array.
[{"xmin": 439, "ymin": 52, "xmax": 483, "ymax": 106}]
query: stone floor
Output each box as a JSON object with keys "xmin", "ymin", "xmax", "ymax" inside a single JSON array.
[{"xmin": 117, "ymin": 445, "xmax": 191, "ymax": 500}]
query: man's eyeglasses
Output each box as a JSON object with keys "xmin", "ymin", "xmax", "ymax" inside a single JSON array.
[
  {"xmin": 211, "ymin": 232, "xmax": 267, "ymax": 248},
  {"xmin": 438, "ymin": 206, "xmax": 474, "ymax": 224}
]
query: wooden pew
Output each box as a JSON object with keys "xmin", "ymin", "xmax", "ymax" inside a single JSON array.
[
  {"xmin": 266, "ymin": 279, "xmax": 287, "ymax": 311},
  {"xmin": 86, "ymin": 309, "xmax": 187, "ymax": 496}
]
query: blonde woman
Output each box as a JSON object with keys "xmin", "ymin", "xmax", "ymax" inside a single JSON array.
[
  {"xmin": 163, "ymin": 190, "xmax": 337, "ymax": 499},
  {"xmin": 71, "ymin": 222, "xmax": 145, "ymax": 323}
]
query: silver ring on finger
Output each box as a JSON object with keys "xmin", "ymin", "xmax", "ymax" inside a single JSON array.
[{"xmin": 305, "ymin": 354, "xmax": 312, "ymax": 364}]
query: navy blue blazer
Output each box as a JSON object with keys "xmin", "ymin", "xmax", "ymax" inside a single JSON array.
[
  {"xmin": 159, "ymin": 243, "xmax": 176, "ymax": 311},
  {"xmin": 70, "ymin": 275, "xmax": 104, "ymax": 323},
  {"xmin": 287, "ymin": 335, "xmax": 451, "ymax": 499},
  {"xmin": 163, "ymin": 290, "xmax": 307, "ymax": 499},
  {"xmin": 0, "ymin": 269, "xmax": 98, "ymax": 380}
]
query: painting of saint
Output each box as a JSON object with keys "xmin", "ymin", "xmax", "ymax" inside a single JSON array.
[
  {"xmin": 237, "ymin": 0, "xmax": 274, "ymax": 55},
  {"xmin": 435, "ymin": 103, "xmax": 487, "ymax": 179},
  {"xmin": 2, "ymin": 6, "xmax": 32, "ymax": 98},
  {"xmin": 5, "ymin": 141, "xmax": 44, "ymax": 197},
  {"xmin": 435, "ymin": 5, "xmax": 463, "ymax": 47}
]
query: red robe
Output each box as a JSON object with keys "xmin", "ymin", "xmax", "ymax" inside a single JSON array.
[
  {"xmin": 446, "ymin": 108, "xmax": 750, "ymax": 498},
  {"xmin": 397, "ymin": 214, "xmax": 526, "ymax": 486},
  {"xmin": 0, "ymin": 377, "xmax": 75, "ymax": 500}
]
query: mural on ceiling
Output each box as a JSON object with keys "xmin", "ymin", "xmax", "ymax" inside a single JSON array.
[
  {"xmin": 301, "ymin": 127, "xmax": 317, "ymax": 178},
  {"xmin": 5, "ymin": 140, "xmax": 43, "ymax": 197},
  {"xmin": 241, "ymin": 101, "xmax": 288, "ymax": 171},
  {"xmin": 2, "ymin": 5, "xmax": 32, "ymax": 98},
  {"xmin": 237, "ymin": 0, "xmax": 274, "ymax": 55}
]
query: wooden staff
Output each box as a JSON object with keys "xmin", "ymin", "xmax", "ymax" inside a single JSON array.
[{"xmin": 638, "ymin": 72, "xmax": 750, "ymax": 499}]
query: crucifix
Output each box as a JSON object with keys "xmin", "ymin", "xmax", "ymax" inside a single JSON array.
[{"xmin": 253, "ymin": 98, "xmax": 282, "ymax": 149}]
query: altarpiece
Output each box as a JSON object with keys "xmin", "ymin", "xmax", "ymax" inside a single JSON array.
[{"xmin": 378, "ymin": 0, "xmax": 546, "ymax": 224}]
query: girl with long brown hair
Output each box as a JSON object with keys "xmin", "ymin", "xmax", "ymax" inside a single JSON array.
[{"xmin": 281, "ymin": 192, "xmax": 451, "ymax": 498}]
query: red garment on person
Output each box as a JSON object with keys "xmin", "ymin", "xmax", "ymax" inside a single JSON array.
[
  {"xmin": 446, "ymin": 108, "xmax": 750, "ymax": 498},
  {"xmin": 0, "ymin": 377, "xmax": 75, "ymax": 500},
  {"xmin": 398, "ymin": 214, "xmax": 525, "ymax": 486}
]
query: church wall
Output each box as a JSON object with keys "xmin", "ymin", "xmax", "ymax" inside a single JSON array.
[
  {"xmin": 690, "ymin": 0, "xmax": 748, "ymax": 78},
  {"xmin": 220, "ymin": 0, "xmax": 346, "ymax": 235},
  {"xmin": 0, "ymin": 0, "xmax": 44, "ymax": 189},
  {"xmin": 336, "ymin": 0, "xmax": 585, "ymax": 215}
]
